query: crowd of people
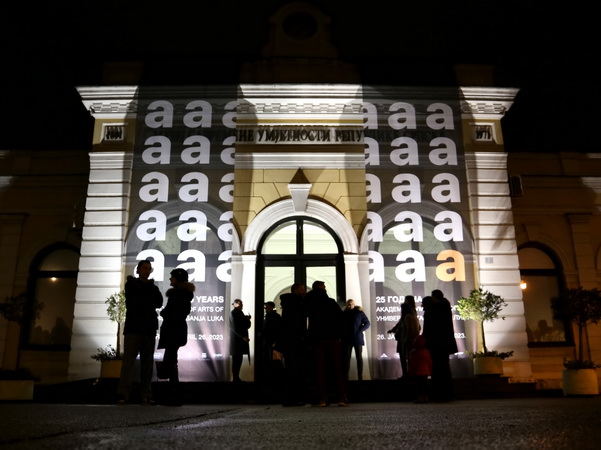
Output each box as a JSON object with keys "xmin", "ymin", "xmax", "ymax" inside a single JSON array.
[{"xmin": 115, "ymin": 260, "xmax": 458, "ymax": 406}]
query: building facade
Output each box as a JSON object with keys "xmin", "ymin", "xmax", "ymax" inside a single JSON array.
[
  {"xmin": 1, "ymin": 2, "xmax": 599, "ymax": 391},
  {"xmin": 68, "ymin": 83, "xmax": 531, "ymax": 383}
]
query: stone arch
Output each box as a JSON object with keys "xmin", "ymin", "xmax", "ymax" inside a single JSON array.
[
  {"xmin": 514, "ymin": 227, "xmax": 576, "ymax": 276},
  {"xmin": 242, "ymin": 198, "xmax": 359, "ymax": 255}
]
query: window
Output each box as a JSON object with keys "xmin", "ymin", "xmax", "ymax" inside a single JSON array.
[
  {"xmin": 518, "ymin": 245, "xmax": 568, "ymax": 345},
  {"xmin": 25, "ymin": 245, "xmax": 79, "ymax": 349},
  {"xmin": 258, "ymin": 217, "xmax": 344, "ymax": 307}
]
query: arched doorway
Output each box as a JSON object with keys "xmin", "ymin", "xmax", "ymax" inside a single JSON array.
[{"xmin": 254, "ymin": 216, "xmax": 346, "ymax": 381}]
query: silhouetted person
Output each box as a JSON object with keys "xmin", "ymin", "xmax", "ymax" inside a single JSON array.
[
  {"xmin": 157, "ymin": 268, "xmax": 194, "ymax": 405},
  {"xmin": 388, "ymin": 295, "xmax": 418, "ymax": 379},
  {"xmin": 262, "ymin": 301, "xmax": 283, "ymax": 382},
  {"xmin": 229, "ymin": 299, "xmax": 251, "ymax": 382},
  {"xmin": 342, "ymin": 299, "xmax": 370, "ymax": 381},
  {"xmin": 263, "ymin": 301, "xmax": 281, "ymax": 357},
  {"xmin": 118, "ymin": 260, "xmax": 163, "ymax": 405},
  {"xmin": 278, "ymin": 283, "xmax": 308, "ymax": 406},
  {"xmin": 408, "ymin": 335, "xmax": 432, "ymax": 403},
  {"xmin": 422, "ymin": 290, "xmax": 458, "ymax": 402},
  {"xmin": 305, "ymin": 280, "xmax": 347, "ymax": 406}
]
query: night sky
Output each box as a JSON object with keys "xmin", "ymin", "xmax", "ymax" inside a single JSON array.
[{"xmin": 2, "ymin": 1, "xmax": 598, "ymax": 152}]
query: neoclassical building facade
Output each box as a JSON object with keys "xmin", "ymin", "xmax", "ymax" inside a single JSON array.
[
  {"xmin": 1, "ymin": 2, "xmax": 599, "ymax": 391},
  {"xmin": 67, "ymin": 83, "xmax": 529, "ymax": 383}
]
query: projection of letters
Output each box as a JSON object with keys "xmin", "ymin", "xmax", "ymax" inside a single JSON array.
[
  {"xmin": 140, "ymin": 172, "xmax": 169, "ymax": 202},
  {"xmin": 388, "ymin": 102, "xmax": 417, "ymax": 130},
  {"xmin": 368, "ymin": 251, "xmax": 385, "ymax": 282},
  {"xmin": 364, "ymin": 137, "xmax": 380, "ymax": 166},
  {"xmin": 429, "ymin": 137, "xmax": 457, "ymax": 165},
  {"xmin": 221, "ymin": 136, "xmax": 236, "ymax": 165},
  {"xmin": 126, "ymin": 92, "xmax": 472, "ymax": 383},
  {"xmin": 128, "ymin": 93, "xmax": 237, "ymax": 382},
  {"xmin": 219, "ymin": 173, "xmax": 235, "ymax": 203},
  {"xmin": 426, "ymin": 103, "xmax": 455, "ymax": 130},
  {"xmin": 395, "ymin": 250, "xmax": 426, "ymax": 282},
  {"xmin": 176, "ymin": 211, "xmax": 208, "ymax": 242},
  {"xmin": 365, "ymin": 212, "xmax": 384, "ymax": 242},
  {"xmin": 390, "ymin": 137, "xmax": 419, "ymax": 166},
  {"xmin": 391, "ymin": 174, "xmax": 421, "ymax": 203},
  {"xmin": 436, "ymin": 250, "xmax": 466, "ymax": 281},
  {"xmin": 179, "ymin": 172, "xmax": 209, "ymax": 202},
  {"xmin": 133, "ymin": 96, "xmax": 235, "ymax": 286},
  {"xmin": 216, "ymin": 250, "xmax": 232, "ymax": 282},
  {"xmin": 145, "ymin": 100, "xmax": 214, "ymax": 129},
  {"xmin": 365, "ymin": 95, "xmax": 471, "ymax": 383},
  {"xmin": 390, "ymin": 173, "xmax": 461, "ymax": 204},
  {"xmin": 394, "ymin": 211, "xmax": 424, "ymax": 242},
  {"xmin": 136, "ymin": 210, "xmax": 167, "ymax": 241},
  {"xmin": 142, "ymin": 135, "xmax": 212, "ymax": 165},
  {"xmin": 433, "ymin": 211, "xmax": 464, "ymax": 242},
  {"xmin": 395, "ymin": 249, "xmax": 465, "ymax": 283},
  {"xmin": 222, "ymin": 101, "xmax": 237, "ymax": 129},
  {"xmin": 145, "ymin": 101, "xmax": 174, "ymax": 128},
  {"xmin": 182, "ymin": 135, "xmax": 211, "ymax": 164},
  {"xmin": 143, "ymin": 136, "xmax": 171, "ymax": 164},
  {"xmin": 431, "ymin": 173, "xmax": 461, "ymax": 203},
  {"xmin": 218, "ymin": 211, "xmax": 235, "ymax": 242},
  {"xmin": 366, "ymin": 174, "xmax": 382, "ymax": 204},
  {"xmin": 183, "ymin": 100, "xmax": 212, "ymax": 128},
  {"xmin": 363, "ymin": 102, "xmax": 379, "ymax": 130}
]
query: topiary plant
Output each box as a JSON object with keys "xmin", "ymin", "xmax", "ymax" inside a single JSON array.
[
  {"xmin": 457, "ymin": 288, "xmax": 513, "ymax": 359},
  {"xmin": 93, "ymin": 291, "xmax": 126, "ymax": 360},
  {"xmin": 106, "ymin": 291, "xmax": 126, "ymax": 355},
  {"xmin": 551, "ymin": 287, "xmax": 601, "ymax": 369},
  {"xmin": 0, "ymin": 293, "xmax": 44, "ymax": 373}
]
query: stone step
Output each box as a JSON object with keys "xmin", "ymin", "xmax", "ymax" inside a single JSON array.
[{"xmin": 34, "ymin": 376, "xmax": 555, "ymax": 405}]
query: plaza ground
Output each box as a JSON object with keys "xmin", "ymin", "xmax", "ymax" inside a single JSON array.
[{"xmin": 1, "ymin": 397, "xmax": 600, "ymax": 449}]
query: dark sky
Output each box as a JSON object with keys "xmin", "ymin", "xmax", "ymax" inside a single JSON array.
[{"xmin": 2, "ymin": 1, "xmax": 598, "ymax": 152}]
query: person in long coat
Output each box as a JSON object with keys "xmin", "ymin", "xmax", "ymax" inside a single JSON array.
[
  {"xmin": 342, "ymin": 299, "xmax": 370, "ymax": 381},
  {"xmin": 117, "ymin": 259, "xmax": 163, "ymax": 405},
  {"xmin": 229, "ymin": 299, "xmax": 251, "ymax": 382},
  {"xmin": 388, "ymin": 295, "xmax": 418, "ymax": 378},
  {"xmin": 400, "ymin": 301, "xmax": 420, "ymax": 375},
  {"xmin": 157, "ymin": 268, "xmax": 194, "ymax": 400},
  {"xmin": 305, "ymin": 280, "xmax": 347, "ymax": 406},
  {"xmin": 422, "ymin": 290, "xmax": 458, "ymax": 402},
  {"xmin": 278, "ymin": 283, "xmax": 308, "ymax": 406}
]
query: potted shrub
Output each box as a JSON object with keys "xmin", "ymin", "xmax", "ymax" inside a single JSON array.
[
  {"xmin": 457, "ymin": 288, "xmax": 514, "ymax": 376},
  {"xmin": 0, "ymin": 293, "xmax": 43, "ymax": 400},
  {"xmin": 551, "ymin": 287, "xmax": 601, "ymax": 396},
  {"xmin": 90, "ymin": 291, "xmax": 126, "ymax": 378}
]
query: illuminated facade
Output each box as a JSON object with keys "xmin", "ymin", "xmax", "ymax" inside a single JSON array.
[
  {"xmin": 66, "ymin": 84, "xmax": 529, "ymax": 383},
  {"xmin": 1, "ymin": 3, "xmax": 599, "ymax": 391}
]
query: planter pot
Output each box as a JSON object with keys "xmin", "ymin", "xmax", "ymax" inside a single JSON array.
[
  {"xmin": 100, "ymin": 360, "xmax": 123, "ymax": 378},
  {"xmin": 473, "ymin": 356, "xmax": 503, "ymax": 376},
  {"xmin": 562, "ymin": 369, "xmax": 599, "ymax": 396},
  {"xmin": 0, "ymin": 380, "xmax": 34, "ymax": 400}
]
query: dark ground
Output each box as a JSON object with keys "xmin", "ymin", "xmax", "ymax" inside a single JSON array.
[{"xmin": 1, "ymin": 397, "xmax": 600, "ymax": 449}]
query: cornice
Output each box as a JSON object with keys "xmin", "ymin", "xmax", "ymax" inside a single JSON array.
[
  {"xmin": 76, "ymin": 84, "xmax": 520, "ymax": 119},
  {"xmin": 460, "ymin": 86, "xmax": 519, "ymax": 116},
  {"xmin": 77, "ymin": 86, "xmax": 139, "ymax": 118}
]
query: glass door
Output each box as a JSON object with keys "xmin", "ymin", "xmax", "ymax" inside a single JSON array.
[{"xmin": 255, "ymin": 217, "xmax": 345, "ymax": 380}]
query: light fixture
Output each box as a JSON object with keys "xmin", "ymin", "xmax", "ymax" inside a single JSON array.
[
  {"xmin": 51, "ymin": 277, "xmax": 57, "ymax": 282},
  {"xmin": 520, "ymin": 280, "xmax": 527, "ymax": 290}
]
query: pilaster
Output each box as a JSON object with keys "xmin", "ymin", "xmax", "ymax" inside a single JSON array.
[
  {"xmin": 465, "ymin": 152, "xmax": 532, "ymax": 380},
  {"xmin": 68, "ymin": 151, "xmax": 133, "ymax": 380}
]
